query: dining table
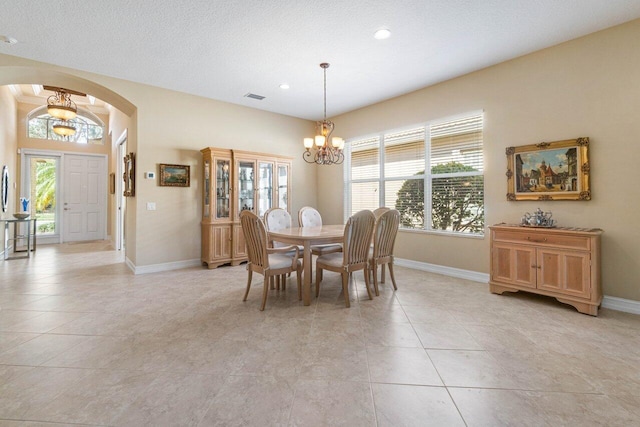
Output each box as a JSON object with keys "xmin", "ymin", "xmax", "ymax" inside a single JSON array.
[{"xmin": 268, "ymin": 224, "xmax": 344, "ymax": 306}]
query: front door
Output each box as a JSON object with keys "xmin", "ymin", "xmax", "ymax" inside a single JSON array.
[{"xmin": 63, "ymin": 154, "xmax": 106, "ymax": 242}]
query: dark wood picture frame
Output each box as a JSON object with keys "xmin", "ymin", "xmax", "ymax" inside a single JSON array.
[
  {"xmin": 506, "ymin": 137, "xmax": 590, "ymax": 201},
  {"xmin": 159, "ymin": 164, "xmax": 190, "ymax": 187},
  {"xmin": 123, "ymin": 152, "xmax": 135, "ymax": 197}
]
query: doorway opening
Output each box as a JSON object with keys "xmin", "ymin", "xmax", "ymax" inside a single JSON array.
[{"xmin": 24, "ymin": 154, "xmax": 61, "ymax": 244}]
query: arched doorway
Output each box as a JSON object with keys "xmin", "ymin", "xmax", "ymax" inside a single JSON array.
[{"xmin": 0, "ymin": 66, "xmax": 137, "ymax": 256}]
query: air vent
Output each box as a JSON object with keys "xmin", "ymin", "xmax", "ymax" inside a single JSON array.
[{"xmin": 244, "ymin": 93, "xmax": 265, "ymax": 100}]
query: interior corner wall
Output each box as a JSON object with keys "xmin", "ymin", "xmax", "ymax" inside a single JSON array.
[
  {"xmin": 319, "ymin": 18, "xmax": 640, "ymax": 302},
  {"xmin": 0, "ymin": 85, "xmax": 18, "ymax": 218}
]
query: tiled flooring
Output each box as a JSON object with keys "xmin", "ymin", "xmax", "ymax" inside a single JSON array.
[{"xmin": 1, "ymin": 242, "xmax": 639, "ymax": 426}]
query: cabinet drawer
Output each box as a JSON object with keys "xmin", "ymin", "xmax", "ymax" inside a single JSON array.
[{"xmin": 492, "ymin": 230, "xmax": 590, "ymax": 250}]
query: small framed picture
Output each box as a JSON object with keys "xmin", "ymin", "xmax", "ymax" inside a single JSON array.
[
  {"xmin": 159, "ymin": 164, "xmax": 190, "ymax": 187},
  {"xmin": 506, "ymin": 137, "xmax": 590, "ymax": 201}
]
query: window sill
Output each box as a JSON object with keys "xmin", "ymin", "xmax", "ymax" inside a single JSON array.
[{"xmin": 398, "ymin": 227, "xmax": 485, "ymax": 239}]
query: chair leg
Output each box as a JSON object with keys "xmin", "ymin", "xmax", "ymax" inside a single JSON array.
[
  {"xmin": 315, "ymin": 266, "xmax": 322, "ymax": 298},
  {"xmin": 381, "ymin": 264, "xmax": 386, "ymax": 283},
  {"xmin": 260, "ymin": 276, "xmax": 270, "ymax": 311},
  {"xmin": 282, "ymin": 274, "xmax": 286, "ymax": 291},
  {"xmin": 270, "ymin": 276, "xmax": 275, "ymax": 290},
  {"xmin": 297, "ymin": 267, "xmax": 302, "ymax": 301},
  {"xmin": 243, "ymin": 270, "xmax": 253, "ymax": 301},
  {"xmin": 388, "ymin": 262, "xmax": 398, "ymax": 290},
  {"xmin": 341, "ymin": 272, "xmax": 350, "ymax": 308},
  {"xmin": 363, "ymin": 267, "xmax": 373, "ymax": 300},
  {"xmin": 372, "ymin": 262, "xmax": 380, "ymax": 296}
]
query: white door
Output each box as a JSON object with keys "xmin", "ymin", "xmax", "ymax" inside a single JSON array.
[{"xmin": 63, "ymin": 155, "xmax": 106, "ymax": 242}]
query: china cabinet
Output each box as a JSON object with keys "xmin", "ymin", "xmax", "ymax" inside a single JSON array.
[
  {"xmin": 489, "ymin": 224, "xmax": 603, "ymax": 316},
  {"xmin": 201, "ymin": 148, "xmax": 292, "ymax": 268}
]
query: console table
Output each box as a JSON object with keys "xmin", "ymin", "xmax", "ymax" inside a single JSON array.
[
  {"xmin": 1, "ymin": 218, "xmax": 37, "ymax": 260},
  {"xmin": 489, "ymin": 224, "xmax": 602, "ymax": 316}
]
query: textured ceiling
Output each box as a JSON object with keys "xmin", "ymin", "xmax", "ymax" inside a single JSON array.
[{"xmin": 1, "ymin": 0, "xmax": 640, "ymax": 120}]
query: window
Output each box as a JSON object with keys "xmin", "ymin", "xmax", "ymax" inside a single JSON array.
[
  {"xmin": 27, "ymin": 106, "xmax": 105, "ymax": 145},
  {"xmin": 345, "ymin": 112, "xmax": 484, "ymax": 235}
]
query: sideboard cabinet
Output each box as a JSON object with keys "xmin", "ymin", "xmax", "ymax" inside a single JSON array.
[
  {"xmin": 489, "ymin": 224, "xmax": 603, "ymax": 316},
  {"xmin": 201, "ymin": 148, "xmax": 292, "ymax": 269}
]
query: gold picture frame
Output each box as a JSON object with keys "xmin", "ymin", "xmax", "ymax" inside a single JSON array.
[
  {"xmin": 123, "ymin": 152, "xmax": 135, "ymax": 197},
  {"xmin": 109, "ymin": 172, "xmax": 115, "ymax": 194},
  {"xmin": 159, "ymin": 164, "xmax": 190, "ymax": 187},
  {"xmin": 506, "ymin": 137, "xmax": 590, "ymax": 201}
]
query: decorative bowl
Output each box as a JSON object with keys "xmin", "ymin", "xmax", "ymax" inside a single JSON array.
[{"xmin": 13, "ymin": 213, "xmax": 30, "ymax": 220}]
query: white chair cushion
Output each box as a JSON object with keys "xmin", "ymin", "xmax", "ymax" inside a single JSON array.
[
  {"xmin": 311, "ymin": 243, "xmax": 343, "ymax": 254},
  {"xmin": 316, "ymin": 252, "xmax": 343, "ymax": 269},
  {"xmin": 268, "ymin": 253, "xmax": 300, "ymax": 270},
  {"xmin": 300, "ymin": 208, "xmax": 322, "ymax": 227}
]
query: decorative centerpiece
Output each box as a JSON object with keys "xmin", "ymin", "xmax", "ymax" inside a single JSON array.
[
  {"xmin": 14, "ymin": 197, "xmax": 30, "ymax": 219},
  {"xmin": 521, "ymin": 207, "xmax": 555, "ymax": 227}
]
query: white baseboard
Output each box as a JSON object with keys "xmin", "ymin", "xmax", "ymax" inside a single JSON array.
[
  {"xmin": 394, "ymin": 258, "xmax": 490, "ymax": 283},
  {"xmin": 601, "ymin": 296, "xmax": 640, "ymax": 315},
  {"xmin": 395, "ymin": 257, "xmax": 640, "ymax": 315},
  {"xmin": 128, "ymin": 258, "xmax": 202, "ymax": 275}
]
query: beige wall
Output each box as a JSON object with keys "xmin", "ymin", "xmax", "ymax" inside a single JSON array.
[
  {"xmin": 319, "ymin": 19, "xmax": 640, "ymax": 301},
  {"xmin": 0, "ymin": 53, "xmax": 317, "ymax": 268},
  {"xmin": 0, "ymin": 86, "xmax": 18, "ymax": 233}
]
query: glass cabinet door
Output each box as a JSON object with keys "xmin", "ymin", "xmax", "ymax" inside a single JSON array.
[
  {"xmin": 203, "ymin": 160, "xmax": 210, "ymax": 218},
  {"xmin": 257, "ymin": 162, "xmax": 273, "ymax": 217},
  {"xmin": 277, "ymin": 163, "xmax": 289, "ymax": 211},
  {"xmin": 216, "ymin": 159, "xmax": 230, "ymax": 219},
  {"xmin": 238, "ymin": 161, "xmax": 255, "ymax": 215}
]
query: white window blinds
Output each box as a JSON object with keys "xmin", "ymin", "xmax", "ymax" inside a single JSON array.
[
  {"xmin": 430, "ymin": 114, "xmax": 483, "ymax": 173},
  {"xmin": 350, "ymin": 137, "xmax": 379, "ymax": 180},
  {"xmin": 384, "ymin": 128, "xmax": 425, "ymax": 178}
]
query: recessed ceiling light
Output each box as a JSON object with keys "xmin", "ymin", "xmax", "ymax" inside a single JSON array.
[
  {"xmin": 0, "ymin": 35, "xmax": 18, "ymax": 45},
  {"xmin": 279, "ymin": 84, "xmax": 290, "ymax": 90},
  {"xmin": 374, "ymin": 28, "xmax": 391, "ymax": 40}
]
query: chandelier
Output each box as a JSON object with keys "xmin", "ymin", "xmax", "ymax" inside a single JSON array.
[
  {"xmin": 303, "ymin": 63, "xmax": 344, "ymax": 165},
  {"xmin": 45, "ymin": 86, "xmax": 78, "ymax": 137}
]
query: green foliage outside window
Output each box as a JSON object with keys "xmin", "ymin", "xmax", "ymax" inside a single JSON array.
[{"xmin": 396, "ymin": 161, "xmax": 484, "ymax": 233}]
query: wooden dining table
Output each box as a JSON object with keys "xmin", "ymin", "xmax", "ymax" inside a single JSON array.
[{"xmin": 268, "ymin": 225, "xmax": 344, "ymax": 306}]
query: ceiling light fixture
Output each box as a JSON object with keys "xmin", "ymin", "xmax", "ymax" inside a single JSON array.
[
  {"xmin": 279, "ymin": 83, "xmax": 290, "ymax": 89},
  {"xmin": 46, "ymin": 88, "xmax": 77, "ymax": 121},
  {"xmin": 52, "ymin": 122, "xmax": 76, "ymax": 137},
  {"xmin": 0, "ymin": 35, "xmax": 18, "ymax": 45},
  {"xmin": 374, "ymin": 28, "xmax": 391, "ymax": 40},
  {"xmin": 303, "ymin": 63, "xmax": 344, "ymax": 165}
]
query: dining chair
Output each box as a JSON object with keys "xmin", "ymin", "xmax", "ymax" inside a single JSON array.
[
  {"xmin": 240, "ymin": 210, "xmax": 302, "ymax": 311},
  {"xmin": 369, "ymin": 209, "xmax": 400, "ymax": 296},
  {"xmin": 315, "ymin": 209, "xmax": 375, "ymax": 307},
  {"xmin": 373, "ymin": 206, "xmax": 390, "ymax": 219},
  {"xmin": 298, "ymin": 206, "xmax": 343, "ymax": 255},
  {"xmin": 264, "ymin": 207, "xmax": 304, "ymax": 288}
]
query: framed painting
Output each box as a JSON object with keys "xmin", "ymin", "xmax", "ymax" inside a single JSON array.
[
  {"xmin": 506, "ymin": 137, "xmax": 590, "ymax": 201},
  {"xmin": 159, "ymin": 164, "xmax": 190, "ymax": 187},
  {"xmin": 123, "ymin": 152, "xmax": 135, "ymax": 197}
]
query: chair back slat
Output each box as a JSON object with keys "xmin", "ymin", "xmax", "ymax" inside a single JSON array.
[
  {"xmin": 344, "ymin": 210, "xmax": 375, "ymax": 266},
  {"xmin": 299, "ymin": 206, "xmax": 323, "ymax": 227},
  {"xmin": 373, "ymin": 209, "xmax": 400, "ymax": 259},
  {"xmin": 240, "ymin": 210, "xmax": 269, "ymax": 269}
]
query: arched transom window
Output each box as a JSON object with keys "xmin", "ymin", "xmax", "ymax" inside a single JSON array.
[{"xmin": 27, "ymin": 106, "xmax": 105, "ymax": 145}]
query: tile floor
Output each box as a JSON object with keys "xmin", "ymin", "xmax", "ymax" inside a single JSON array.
[{"xmin": 0, "ymin": 242, "xmax": 639, "ymax": 426}]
